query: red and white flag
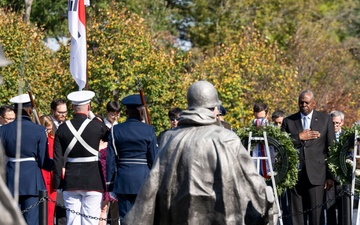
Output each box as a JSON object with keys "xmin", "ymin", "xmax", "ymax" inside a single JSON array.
[{"xmin": 68, "ymin": 0, "xmax": 89, "ymax": 90}]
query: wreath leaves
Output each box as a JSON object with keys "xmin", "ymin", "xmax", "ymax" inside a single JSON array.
[
  {"xmin": 237, "ymin": 125, "xmax": 299, "ymax": 195},
  {"xmin": 327, "ymin": 124, "xmax": 360, "ymax": 191}
]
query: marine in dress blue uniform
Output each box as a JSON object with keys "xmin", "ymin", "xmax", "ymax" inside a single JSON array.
[
  {"xmin": 106, "ymin": 94, "xmax": 158, "ymax": 222},
  {"xmin": 0, "ymin": 94, "xmax": 52, "ymax": 225},
  {"xmin": 53, "ymin": 91, "xmax": 108, "ymax": 225}
]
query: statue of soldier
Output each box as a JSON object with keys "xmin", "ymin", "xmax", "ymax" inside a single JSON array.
[{"xmin": 123, "ymin": 80, "xmax": 278, "ymax": 225}]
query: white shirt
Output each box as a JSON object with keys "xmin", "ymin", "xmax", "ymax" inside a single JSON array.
[
  {"xmin": 104, "ymin": 118, "xmax": 118, "ymax": 129},
  {"xmin": 335, "ymin": 130, "xmax": 342, "ymax": 142},
  {"xmin": 51, "ymin": 116, "xmax": 63, "ymax": 129},
  {"xmin": 300, "ymin": 110, "xmax": 313, "ymax": 130}
]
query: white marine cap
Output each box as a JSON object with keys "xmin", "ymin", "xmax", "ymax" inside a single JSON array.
[
  {"xmin": 67, "ymin": 90, "xmax": 95, "ymax": 105},
  {"xmin": 10, "ymin": 93, "xmax": 33, "ymax": 107}
]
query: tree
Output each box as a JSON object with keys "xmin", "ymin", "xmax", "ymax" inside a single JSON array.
[
  {"xmin": 291, "ymin": 20, "xmax": 360, "ymax": 125},
  {"xmin": 24, "ymin": 0, "xmax": 33, "ymax": 24},
  {"xmin": 0, "ymin": 6, "xmax": 192, "ymax": 134},
  {"xmin": 0, "ymin": 9, "xmax": 72, "ymax": 115},
  {"xmin": 60, "ymin": 3, "xmax": 193, "ymax": 132},
  {"xmin": 190, "ymin": 28, "xmax": 300, "ymax": 129},
  {"xmin": 30, "ymin": 0, "xmax": 68, "ymax": 37}
]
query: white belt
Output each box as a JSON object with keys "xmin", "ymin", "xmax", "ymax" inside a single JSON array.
[
  {"xmin": 67, "ymin": 156, "xmax": 99, "ymax": 163},
  {"xmin": 118, "ymin": 158, "xmax": 147, "ymax": 165},
  {"xmin": 119, "ymin": 162, "xmax": 148, "ymax": 165},
  {"xmin": 8, "ymin": 157, "xmax": 36, "ymax": 162}
]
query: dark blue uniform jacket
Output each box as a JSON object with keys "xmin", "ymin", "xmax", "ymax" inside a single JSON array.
[
  {"xmin": 106, "ymin": 117, "xmax": 158, "ymax": 195},
  {"xmin": 0, "ymin": 116, "xmax": 52, "ymax": 196}
]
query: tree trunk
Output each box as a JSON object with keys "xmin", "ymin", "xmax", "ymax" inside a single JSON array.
[{"xmin": 23, "ymin": 0, "xmax": 33, "ymax": 24}]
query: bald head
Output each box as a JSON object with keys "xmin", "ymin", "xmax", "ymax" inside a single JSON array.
[
  {"xmin": 298, "ymin": 90, "xmax": 316, "ymax": 115},
  {"xmin": 299, "ymin": 90, "xmax": 314, "ymax": 101}
]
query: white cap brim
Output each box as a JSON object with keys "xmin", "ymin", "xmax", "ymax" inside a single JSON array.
[
  {"xmin": 67, "ymin": 90, "xmax": 95, "ymax": 105},
  {"xmin": 10, "ymin": 94, "xmax": 33, "ymax": 104}
]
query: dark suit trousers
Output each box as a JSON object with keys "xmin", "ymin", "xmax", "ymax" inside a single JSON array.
[
  {"xmin": 326, "ymin": 185, "xmax": 342, "ymax": 225},
  {"xmin": 289, "ymin": 170, "xmax": 325, "ymax": 225}
]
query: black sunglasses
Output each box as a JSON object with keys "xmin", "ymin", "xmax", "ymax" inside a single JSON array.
[{"xmin": 170, "ymin": 117, "xmax": 179, "ymax": 121}]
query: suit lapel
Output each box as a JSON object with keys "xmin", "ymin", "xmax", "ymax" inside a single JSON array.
[
  {"xmin": 310, "ymin": 111, "xmax": 320, "ymax": 130},
  {"xmin": 294, "ymin": 112, "xmax": 303, "ymax": 132}
]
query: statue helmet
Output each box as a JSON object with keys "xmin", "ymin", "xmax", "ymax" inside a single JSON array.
[{"xmin": 187, "ymin": 80, "xmax": 222, "ymax": 110}]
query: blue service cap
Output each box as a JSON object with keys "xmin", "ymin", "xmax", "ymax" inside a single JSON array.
[
  {"xmin": 10, "ymin": 94, "xmax": 33, "ymax": 107},
  {"xmin": 219, "ymin": 105, "xmax": 226, "ymax": 116},
  {"xmin": 121, "ymin": 94, "xmax": 147, "ymax": 107}
]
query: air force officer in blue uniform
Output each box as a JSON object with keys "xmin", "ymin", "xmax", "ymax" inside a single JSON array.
[
  {"xmin": 0, "ymin": 94, "xmax": 53, "ymax": 225},
  {"xmin": 106, "ymin": 94, "xmax": 158, "ymax": 222}
]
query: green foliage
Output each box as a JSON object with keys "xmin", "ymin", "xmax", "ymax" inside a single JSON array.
[
  {"xmin": 31, "ymin": 0, "xmax": 68, "ymax": 37},
  {"xmin": 291, "ymin": 21, "xmax": 360, "ymax": 124},
  {"xmin": 0, "ymin": 10, "xmax": 73, "ymax": 116},
  {"xmin": 328, "ymin": 124, "xmax": 360, "ymax": 190},
  {"xmin": 0, "ymin": 7, "xmax": 192, "ymax": 133},
  {"xmin": 114, "ymin": 0, "xmax": 173, "ymax": 33},
  {"xmin": 1, "ymin": 0, "xmax": 359, "ymax": 132},
  {"xmin": 81, "ymin": 3, "xmax": 192, "ymax": 132},
  {"xmin": 237, "ymin": 125, "xmax": 299, "ymax": 194},
  {"xmin": 190, "ymin": 29, "xmax": 300, "ymax": 129},
  {"xmin": 165, "ymin": 0, "xmax": 360, "ymax": 124}
]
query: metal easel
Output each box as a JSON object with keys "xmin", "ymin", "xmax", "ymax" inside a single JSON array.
[
  {"xmin": 351, "ymin": 129, "xmax": 360, "ymax": 225},
  {"xmin": 247, "ymin": 131, "xmax": 283, "ymax": 225}
]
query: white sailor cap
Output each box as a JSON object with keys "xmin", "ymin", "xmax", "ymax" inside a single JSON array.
[
  {"xmin": 67, "ymin": 90, "xmax": 95, "ymax": 105},
  {"xmin": 10, "ymin": 94, "xmax": 33, "ymax": 107}
]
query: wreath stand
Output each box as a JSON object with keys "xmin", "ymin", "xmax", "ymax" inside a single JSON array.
[
  {"xmin": 351, "ymin": 129, "xmax": 360, "ymax": 225},
  {"xmin": 247, "ymin": 131, "xmax": 283, "ymax": 225}
]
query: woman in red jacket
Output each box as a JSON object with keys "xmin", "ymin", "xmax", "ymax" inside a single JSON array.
[{"xmin": 40, "ymin": 115, "xmax": 57, "ymax": 225}]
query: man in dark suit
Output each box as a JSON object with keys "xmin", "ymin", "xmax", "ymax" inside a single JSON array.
[
  {"xmin": 50, "ymin": 98, "xmax": 67, "ymax": 131},
  {"xmin": 325, "ymin": 110, "xmax": 345, "ymax": 225},
  {"xmin": 49, "ymin": 98, "xmax": 68, "ymax": 225},
  {"xmin": 106, "ymin": 94, "xmax": 158, "ymax": 223},
  {"xmin": 281, "ymin": 89, "xmax": 335, "ymax": 225}
]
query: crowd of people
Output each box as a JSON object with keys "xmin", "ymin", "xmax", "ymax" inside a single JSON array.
[{"xmin": 0, "ymin": 45, "xmax": 354, "ymax": 225}]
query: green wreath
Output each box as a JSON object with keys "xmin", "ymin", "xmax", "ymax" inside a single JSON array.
[
  {"xmin": 237, "ymin": 125, "xmax": 299, "ymax": 195},
  {"xmin": 327, "ymin": 124, "xmax": 360, "ymax": 191}
]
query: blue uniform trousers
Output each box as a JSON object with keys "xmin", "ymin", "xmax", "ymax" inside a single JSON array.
[
  {"xmin": 117, "ymin": 194, "xmax": 137, "ymax": 223},
  {"xmin": 19, "ymin": 195, "xmax": 39, "ymax": 225}
]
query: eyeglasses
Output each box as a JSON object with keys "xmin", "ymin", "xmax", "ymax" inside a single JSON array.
[
  {"xmin": 56, "ymin": 111, "xmax": 67, "ymax": 115},
  {"xmin": 3, "ymin": 117, "xmax": 15, "ymax": 121},
  {"xmin": 170, "ymin": 117, "xmax": 179, "ymax": 121},
  {"xmin": 333, "ymin": 121, "xmax": 342, "ymax": 125}
]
